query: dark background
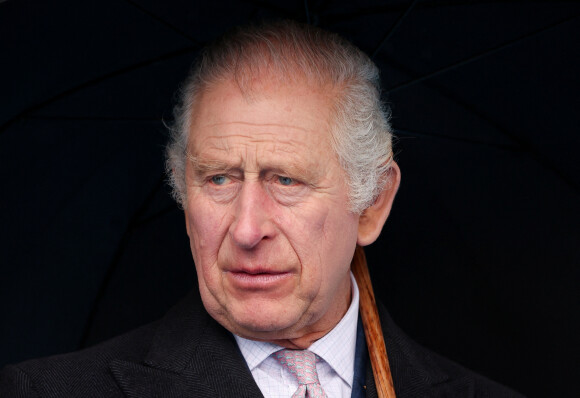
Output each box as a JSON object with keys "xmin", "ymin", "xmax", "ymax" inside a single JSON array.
[{"xmin": 1, "ymin": 1, "xmax": 579, "ymax": 397}]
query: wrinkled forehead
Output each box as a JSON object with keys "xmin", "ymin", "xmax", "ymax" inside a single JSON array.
[
  {"xmin": 187, "ymin": 75, "xmax": 340, "ymax": 143},
  {"xmin": 183, "ymin": 80, "xmax": 346, "ymax": 189}
]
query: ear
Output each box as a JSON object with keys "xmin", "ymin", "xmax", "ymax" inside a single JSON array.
[{"xmin": 357, "ymin": 161, "xmax": 401, "ymax": 246}]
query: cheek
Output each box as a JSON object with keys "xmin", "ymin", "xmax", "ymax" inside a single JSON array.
[
  {"xmin": 293, "ymin": 191, "xmax": 356, "ymax": 232},
  {"xmin": 186, "ymin": 197, "xmax": 231, "ymax": 265},
  {"xmin": 186, "ymin": 201, "xmax": 233, "ymax": 307},
  {"xmin": 280, "ymin": 202, "xmax": 328, "ymax": 242},
  {"xmin": 296, "ymin": 203, "xmax": 359, "ymax": 272},
  {"xmin": 281, "ymin": 201, "xmax": 355, "ymax": 263}
]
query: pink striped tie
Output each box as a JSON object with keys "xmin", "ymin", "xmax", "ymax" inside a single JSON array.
[{"xmin": 275, "ymin": 349, "xmax": 328, "ymax": 398}]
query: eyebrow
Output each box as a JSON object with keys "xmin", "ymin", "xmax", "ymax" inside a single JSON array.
[
  {"xmin": 187, "ymin": 153, "xmax": 319, "ymax": 184},
  {"xmin": 187, "ymin": 154, "xmax": 241, "ymax": 176}
]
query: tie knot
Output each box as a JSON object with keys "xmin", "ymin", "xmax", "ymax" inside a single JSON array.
[{"xmin": 275, "ymin": 349, "xmax": 320, "ymax": 385}]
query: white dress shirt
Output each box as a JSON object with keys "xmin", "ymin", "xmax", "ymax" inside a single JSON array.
[{"xmin": 235, "ymin": 272, "xmax": 360, "ymax": 398}]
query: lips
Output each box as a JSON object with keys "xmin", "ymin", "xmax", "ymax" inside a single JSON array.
[{"xmin": 225, "ymin": 267, "xmax": 293, "ymax": 291}]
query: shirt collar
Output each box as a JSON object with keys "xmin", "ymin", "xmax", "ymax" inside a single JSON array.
[{"xmin": 234, "ymin": 272, "xmax": 360, "ymax": 388}]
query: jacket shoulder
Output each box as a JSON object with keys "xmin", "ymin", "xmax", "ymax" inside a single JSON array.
[
  {"xmin": 377, "ymin": 303, "xmax": 526, "ymax": 397},
  {"xmin": 427, "ymin": 349, "xmax": 526, "ymax": 397},
  {"xmin": 0, "ymin": 321, "xmax": 159, "ymax": 398}
]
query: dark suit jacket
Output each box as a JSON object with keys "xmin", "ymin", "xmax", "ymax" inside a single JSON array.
[{"xmin": 0, "ymin": 291, "xmax": 524, "ymax": 397}]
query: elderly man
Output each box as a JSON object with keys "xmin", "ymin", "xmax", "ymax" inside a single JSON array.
[{"xmin": 1, "ymin": 21, "xmax": 523, "ymax": 397}]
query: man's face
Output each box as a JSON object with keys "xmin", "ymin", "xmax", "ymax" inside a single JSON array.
[{"xmin": 184, "ymin": 78, "xmax": 360, "ymax": 346}]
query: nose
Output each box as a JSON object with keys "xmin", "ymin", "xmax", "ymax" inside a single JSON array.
[{"xmin": 230, "ymin": 181, "xmax": 274, "ymax": 249}]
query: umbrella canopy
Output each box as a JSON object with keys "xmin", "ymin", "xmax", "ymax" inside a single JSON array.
[{"xmin": 1, "ymin": 1, "xmax": 578, "ymax": 396}]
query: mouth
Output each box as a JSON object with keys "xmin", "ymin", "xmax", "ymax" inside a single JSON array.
[{"xmin": 225, "ymin": 268, "xmax": 292, "ymax": 291}]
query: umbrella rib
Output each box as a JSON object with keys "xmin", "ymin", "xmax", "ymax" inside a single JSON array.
[
  {"xmin": 388, "ymin": 14, "xmax": 580, "ymax": 94},
  {"xmin": 371, "ymin": 0, "xmax": 420, "ymax": 60},
  {"xmin": 0, "ymin": 46, "xmax": 199, "ymax": 134},
  {"xmin": 395, "ymin": 128, "xmax": 519, "ymax": 151},
  {"xmin": 123, "ymin": 0, "xmax": 201, "ymax": 46},
  {"xmin": 79, "ymin": 174, "xmax": 167, "ymax": 348},
  {"xmin": 25, "ymin": 115, "xmax": 161, "ymax": 122},
  {"xmin": 133, "ymin": 205, "xmax": 181, "ymax": 228},
  {"xmin": 390, "ymin": 50, "xmax": 580, "ymax": 192}
]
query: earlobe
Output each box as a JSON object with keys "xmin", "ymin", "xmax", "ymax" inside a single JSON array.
[{"xmin": 357, "ymin": 161, "xmax": 401, "ymax": 246}]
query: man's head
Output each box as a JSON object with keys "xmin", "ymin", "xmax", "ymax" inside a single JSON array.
[{"xmin": 166, "ymin": 20, "xmax": 400, "ymax": 348}]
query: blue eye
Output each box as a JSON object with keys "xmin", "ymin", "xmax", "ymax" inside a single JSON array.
[
  {"xmin": 211, "ymin": 175, "xmax": 227, "ymax": 185},
  {"xmin": 278, "ymin": 176, "xmax": 294, "ymax": 186}
]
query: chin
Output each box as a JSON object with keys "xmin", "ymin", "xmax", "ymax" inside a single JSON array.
[
  {"xmin": 225, "ymin": 307, "xmax": 307, "ymax": 340},
  {"xmin": 200, "ymin": 290, "xmax": 309, "ymax": 339},
  {"xmin": 235, "ymin": 311, "xmax": 296, "ymax": 333}
]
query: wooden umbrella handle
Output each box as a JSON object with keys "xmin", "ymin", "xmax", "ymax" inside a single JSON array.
[{"xmin": 351, "ymin": 245, "xmax": 397, "ymax": 398}]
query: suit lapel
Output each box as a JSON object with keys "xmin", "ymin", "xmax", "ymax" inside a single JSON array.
[
  {"xmin": 109, "ymin": 291, "xmax": 470, "ymax": 398},
  {"xmin": 109, "ymin": 359, "xmax": 215, "ymax": 398},
  {"xmin": 109, "ymin": 291, "xmax": 263, "ymax": 398},
  {"xmin": 185, "ymin": 317, "xmax": 264, "ymax": 397}
]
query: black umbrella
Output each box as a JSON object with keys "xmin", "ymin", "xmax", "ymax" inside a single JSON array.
[{"xmin": 1, "ymin": 1, "xmax": 578, "ymax": 396}]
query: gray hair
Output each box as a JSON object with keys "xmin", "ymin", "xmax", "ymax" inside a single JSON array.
[{"xmin": 166, "ymin": 20, "xmax": 394, "ymax": 213}]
